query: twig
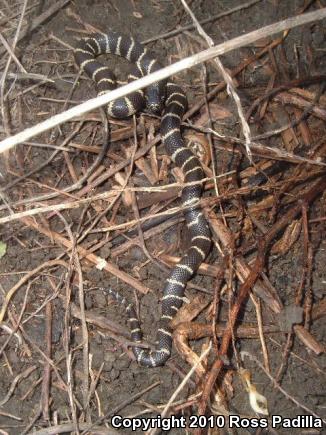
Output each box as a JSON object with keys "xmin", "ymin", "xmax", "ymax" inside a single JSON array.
[
  {"xmin": 57, "ymin": 212, "xmax": 90, "ymax": 416},
  {"xmin": 0, "ymin": 260, "xmax": 68, "ymax": 323},
  {"xmin": 21, "ymin": 217, "xmax": 151, "ymax": 295},
  {"xmin": 41, "ymin": 302, "xmax": 52, "ymax": 421},
  {"xmin": 0, "ymin": 366, "xmax": 37, "ymax": 406},
  {"xmin": 28, "ymin": 423, "xmax": 119, "ymax": 435},
  {"xmin": 0, "ymin": 32, "xmax": 27, "ymax": 74},
  {"xmin": 207, "ymin": 127, "xmax": 326, "ymax": 166},
  {"xmin": 0, "ymin": 71, "xmax": 53, "ymax": 83},
  {"xmin": 180, "ymin": 0, "xmax": 252, "ymax": 159},
  {"xmin": 250, "ymin": 294, "xmax": 270, "ymax": 373},
  {"xmin": 0, "ymin": 0, "xmax": 29, "ymax": 135},
  {"xmin": 142, "ymin": 0, "xmax": 262, "ymax": 44},
  {"xmin": 1, "ymin": 8, "xmax": 325, "ymax": 152},
  {"xmin": 0, "ymin": 280, "xmax": 31, "ymax": 357},
  {"xmin": 63, "ymin": 263, "xmax": 79, "ymax": 434}
]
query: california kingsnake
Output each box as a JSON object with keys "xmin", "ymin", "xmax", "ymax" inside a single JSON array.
[{"xmin": 74, "ymin": 31, "xmax": 211, "ymax": 367}]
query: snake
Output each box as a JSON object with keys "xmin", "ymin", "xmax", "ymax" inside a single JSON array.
[{"xmin": 74, "ymin": 31, "xmax": 211, "ymax": 367}]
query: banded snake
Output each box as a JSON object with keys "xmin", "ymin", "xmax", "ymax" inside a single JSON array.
[{"xmin": 74, "ymin": 31, "xmax": 211, "ymax": 367}]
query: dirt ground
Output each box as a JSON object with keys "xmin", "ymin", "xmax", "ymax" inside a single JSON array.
[{"xmin": 0, "ymin": 0, "xmax": 325, "ymax": 434}]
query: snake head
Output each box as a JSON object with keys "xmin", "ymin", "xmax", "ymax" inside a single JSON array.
[{"xmin": 145, "ymin": 80, "xmax": 166, "ymax": 114}]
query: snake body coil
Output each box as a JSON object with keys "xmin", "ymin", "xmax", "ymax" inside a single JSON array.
[{"xmin": 75, "ymin": 31, "xmax": 211, "ymax": 367}]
